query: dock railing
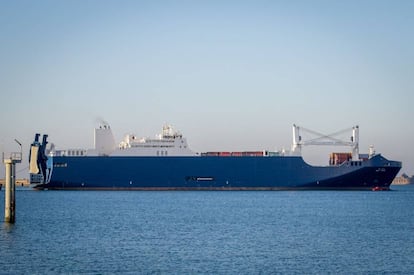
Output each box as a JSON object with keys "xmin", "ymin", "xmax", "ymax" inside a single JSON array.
[{"xmin": 2, "ymin": 152, "xmax": 22, "ymax": 163}]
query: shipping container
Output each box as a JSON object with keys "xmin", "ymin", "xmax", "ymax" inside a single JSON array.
[{"xmin": 329, "ymin": 152, "xmax": 352, "ymax": 165}]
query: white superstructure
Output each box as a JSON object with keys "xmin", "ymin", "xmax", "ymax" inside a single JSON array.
[
  {"xmin": 53, "ymin": 123, "xmax": 197, "ymax": 157},
  {"xmin": 116, "ymin": 124, "xmax": 196, "ymax": 156}
]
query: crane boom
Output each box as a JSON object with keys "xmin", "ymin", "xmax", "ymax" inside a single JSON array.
[{"xmin": 292, "ymin": 124, "xmax": 359, "ymax": 161}]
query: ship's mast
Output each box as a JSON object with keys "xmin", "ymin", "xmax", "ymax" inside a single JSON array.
[{"xmin": 291, "ymin": 124, "xmax": 360, "ymax": 160}]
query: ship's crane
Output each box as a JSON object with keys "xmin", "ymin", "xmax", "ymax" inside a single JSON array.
[{"xmin": 291, "ymin": 124, "xmax": 360, "ymax": 161}]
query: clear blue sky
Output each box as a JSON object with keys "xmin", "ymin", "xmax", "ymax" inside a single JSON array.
[{"xmin": 1, "ymin": 0, "xmax": 413, "ymax": 176}]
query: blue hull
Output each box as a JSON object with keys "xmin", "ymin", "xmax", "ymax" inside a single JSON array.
[{"xmin": 35, "ymin": 154, "xmax": 401, "ymax": 190}]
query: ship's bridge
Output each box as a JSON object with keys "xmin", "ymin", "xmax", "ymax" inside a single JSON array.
[{"xmin": 117, "ymin": 124, "xmax": 197, "ymax": 156}]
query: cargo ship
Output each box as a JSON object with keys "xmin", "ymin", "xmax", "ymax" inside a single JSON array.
[{"xmin": 29, "ymin": 123, "xmax": 401, "ymax": 191}]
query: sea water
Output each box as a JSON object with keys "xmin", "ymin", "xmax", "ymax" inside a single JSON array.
[{"xmin": 1, "ymin": 186, "xmax": 414, "ymax": 274}]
